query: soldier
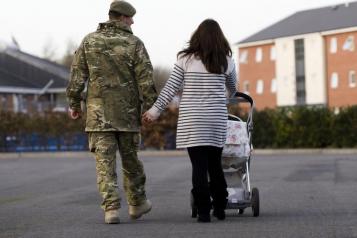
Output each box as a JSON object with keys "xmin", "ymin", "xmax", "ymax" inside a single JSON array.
[{"xmin": 66, "ymin": 0, "xmax": 157, "ymax": 224}]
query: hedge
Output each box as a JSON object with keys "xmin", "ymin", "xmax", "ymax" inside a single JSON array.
[
  {"xmin": 252, "ymin": 106, "xmax": 357, "ymax": 148},
  {"xmin": 0, "ymin": 111, "xmax": 86, "ymax": 152},
  {"xmin": 0, "ymin": 105, "xmax": 356, "ymax": 151}
]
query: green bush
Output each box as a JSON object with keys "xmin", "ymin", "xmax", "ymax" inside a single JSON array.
[
  {"xmin": 252, "ymin": 106, "xmax": 356, "ymax": 148},
  {"xmin": 0, "ymin": 111, "xmax": 85, "ymax": 151},
  {"xmin": 331, "ymin": 106, "xmax": 357, "ymax": 148},
  {"xmin": 141, "ymin": 108, "xmax": 178, "ymax": 150},
  {"xmin": 252, "ymin": 109, "xmax": 276, "ymax": 148},
  {"xmin": 272, "ymin": 107, "xmax": 333, "ymax": 148},
  {"xmin": 1, "ymin": 105, "xmax": 356, "ymax": 150}
]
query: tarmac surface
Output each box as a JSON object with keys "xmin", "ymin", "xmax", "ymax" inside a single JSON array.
[{"xmin": 0, "ymin": 151, "xmax": 357, "ymax": 238}]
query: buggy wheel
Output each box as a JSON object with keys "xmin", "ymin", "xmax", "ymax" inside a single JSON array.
[
  {"xmin": 238, "ymin": 209, "xmax": 244, "ymax": 214},
  {"xmin": 190, "ymin": 192, "xmax": 198, "ymax": 218},
  {"xmin": 251, "ymin": 187, "xmax": 260, "ymax": 217}
]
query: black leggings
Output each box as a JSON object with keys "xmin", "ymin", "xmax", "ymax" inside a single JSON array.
[{"xmin": 187, "ymin": 146, "xmax": 228, "ymax": 214}]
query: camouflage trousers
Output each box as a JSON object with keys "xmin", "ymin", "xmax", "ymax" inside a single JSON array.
[{"xmin": 88, "ymin": 131, "xmax": 147, "ymax": 211}]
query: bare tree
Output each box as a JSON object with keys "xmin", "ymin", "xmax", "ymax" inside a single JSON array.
[
  {"xmin": 153, "ymin": 66, "xmax": 182, "ymax": 109},
  {"xmin": 60, "ymin": 39, "xmax": 77, "ymax": 68},
  {"xmin": 11, "ymin": 36, "xmax": 20, "ymax": 50},
  {"xmin": 153, "ymin": 66, "xmax": 171, "ymax": 92},
  {"xmin": 42, "ymin": 37, "xmax": 57, "ymax": 61}
]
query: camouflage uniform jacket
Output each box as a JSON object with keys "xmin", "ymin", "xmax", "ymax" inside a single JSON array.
[{"xmin": 66, "ymin": 20, "xmax": 157, "ymax": 132}]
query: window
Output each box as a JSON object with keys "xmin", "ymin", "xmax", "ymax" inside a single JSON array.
[
  {"xmin": 12, "ymin": 94, "xmax": 19, "ymax": 112},
  {"xmin": 255, "ymin": 48, "xmax": 263, "ymax": 62},
  {"xmin": 55, "ymin": 94, "xmax": 67, "ymax": 108},
  {"xmin": 256, "ymin": 80, "xmax": 264, "ymax": 94},
  {"xmin": 343, "ymin": 36, "xmax": 355, "ymax": 51},
  {"xmin": 330, "ymin": 37, "xmax": 337, "ymax": 53},
  {"xmin": 17, "ymin": 95, "xmax": 28, "ymax": 113},
  {"xmin": 330, "ymin": 73, "xmax": 339, "ymax": 89},
  {"xmin": 243, "ymin": 81, "xmax": 250, "ymax": 94},
  {"xmin": 295, "ymin": 39, "xmax": 306, "ymax": 105},
  {"xmin": 239, "ymin": 50, "xmax": 248, "ymax": 63},
  {"xmin": 349, "ymin": 71, "xmax": 356, "ymax": 88},
  {"xmin": 270, "ymin": 46, "xmax": 276, "ymax": 61},
  {"xmin": 0, "ymin": 95, "xmax": 6, "ymax": 111},
  {"xmin": 271, "ymin": 79, "xmax": 277, "ymax": 93}
]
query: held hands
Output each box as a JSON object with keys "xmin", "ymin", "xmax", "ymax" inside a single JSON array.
[
  {"xmin": 68, "ymin": 108, "xmax": 82, "ymax": 120},
  {"xmin": 142, "ymin": 107, "xmax": 160, "ymax": 125}
]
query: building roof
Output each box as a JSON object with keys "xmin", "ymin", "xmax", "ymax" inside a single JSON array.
[
  {"xmin": 239, "ymin": 1, "xmax": 357, "ymax": 44},
  {"xmin": 0, "ymin": 47, "xmax": 69, "ymax": 93}
]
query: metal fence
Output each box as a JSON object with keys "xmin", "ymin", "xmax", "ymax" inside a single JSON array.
[{"xmin": 0, "ymin": 133, "xmax": 88, "ymax": 152}]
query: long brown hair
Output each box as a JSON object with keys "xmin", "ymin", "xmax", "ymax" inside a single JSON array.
[{"xmin": 178, "ymin": 19, "xmax": 232, "ymax": 74}]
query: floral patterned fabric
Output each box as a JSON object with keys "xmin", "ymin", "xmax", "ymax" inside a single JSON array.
[{"xmin": 222, "ymin": 120, "xmax": 251, "ymax": 160}]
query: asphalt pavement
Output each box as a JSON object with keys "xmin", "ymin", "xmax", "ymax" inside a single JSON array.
[{"xmin": 0, "ymin": 152, "xmax": 356, "ymax": 238}]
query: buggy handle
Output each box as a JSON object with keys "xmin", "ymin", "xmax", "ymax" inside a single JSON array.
[
  {"xmin": 234, "ymin": 92, "xmax": 254, "ymax": 107},
  {"xmin": 227, "ymin": 92, "xmax": 254, "ymax": 108}
]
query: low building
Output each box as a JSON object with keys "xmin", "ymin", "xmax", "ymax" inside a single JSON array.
[
  {"xmin": 237, "ymin": 1, "xmax": 357, "ymax": 110},
  {"xmin": 0, "ymin": 45, "xmax": 69, "ymax": 113}
]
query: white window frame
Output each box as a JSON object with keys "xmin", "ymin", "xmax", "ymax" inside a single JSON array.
[
  {"xmin": 239, "ymin": 50, "xmax": 248, "ymax": 64},
  {"xmin": 334, "ymin": 107, "xmax": 340, "ymax": 115},
  {"xmin": 255, "ymin": 48, "xmax": 263, "ymax": 62},
  {"xmin": 271, "ymin": 78, "xmax": 277, "ymax": 93},
  {"xmin": 349, "ymin": 70, "xmax": 356, "ymax": 88},
  {"xmin": 330, "ymin": 37, "xmax": 337, "ymax": 54},
  {"xmin": 19, "ymin": 94, "xmax": 28, "ymax": 113},
  {"xmin": 343, "ymin": 36, "xmax": 355, "ymax": 51},
  {"xmin": 13, "ymin": 94, "xmax": 19, "ymax": 113},
  {"xmin": 270, "ymin": 46, "xmax": 276, "ymax": 61},
  {"xmin": 256, "ymin": 80, "xmax": 264, "ymax": 94},
  {"xmin": 330, "ymin": 72, "xmax": 339, "ymax": 89}
]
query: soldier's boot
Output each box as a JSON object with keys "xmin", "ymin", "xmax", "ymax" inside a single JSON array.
[
  {"xmin": 129, "ymin": 199, "xmax": 152, "ymax": 220},
  {"xmin": 105, "ymin": 209, "xmax": 120, "ymax": 224}
]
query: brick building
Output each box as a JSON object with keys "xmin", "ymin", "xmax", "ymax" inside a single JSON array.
[
  {"xmin": 237, "ymin": 2, "xmax": 357, "ymax": 111},
  {"xmin": 0, "ymin": 45, "xmax": 68, "ymax": 113}
]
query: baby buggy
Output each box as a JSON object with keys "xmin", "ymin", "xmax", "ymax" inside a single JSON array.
[{"xmin": 191, "ymin": 92, "xmax": 259, "ymax": 217}]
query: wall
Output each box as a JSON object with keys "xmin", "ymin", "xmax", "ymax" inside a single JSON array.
[
  {"xmin": 304, "ymin": 33, "xmax": 327, "ymax": 105},
  {"xmin": 275, "ymin": 33, "xmax": 327, "ymax": 107},
  {"xmin": 238, "ymin": 43, "xmax": 276, "ymax": 110},
  {"xmin": 325, "ymin": 31, "xmax": 357, "ymax": 108},
  {"xmin": 275, "ymin": 38, "xmax": 296, "ymax": 106}
]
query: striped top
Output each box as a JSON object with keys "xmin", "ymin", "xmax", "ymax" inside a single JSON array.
[{"xmin": 152, "ymin": 55, "xmax": 238, "ymax": 148}]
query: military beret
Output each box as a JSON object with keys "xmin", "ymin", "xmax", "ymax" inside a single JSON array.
[{"xmin": 110, "ymin": 0, "xmax": 136, "ymax": 17}]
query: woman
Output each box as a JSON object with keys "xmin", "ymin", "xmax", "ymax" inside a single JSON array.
[{"xmin": 143, "ymin": 19, "xmax": 238, "ymax": 222}]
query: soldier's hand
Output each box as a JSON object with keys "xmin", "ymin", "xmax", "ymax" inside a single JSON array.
[{"xmin": 68, "ymin": 108, "xmax": 82, "ymax": 120}]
